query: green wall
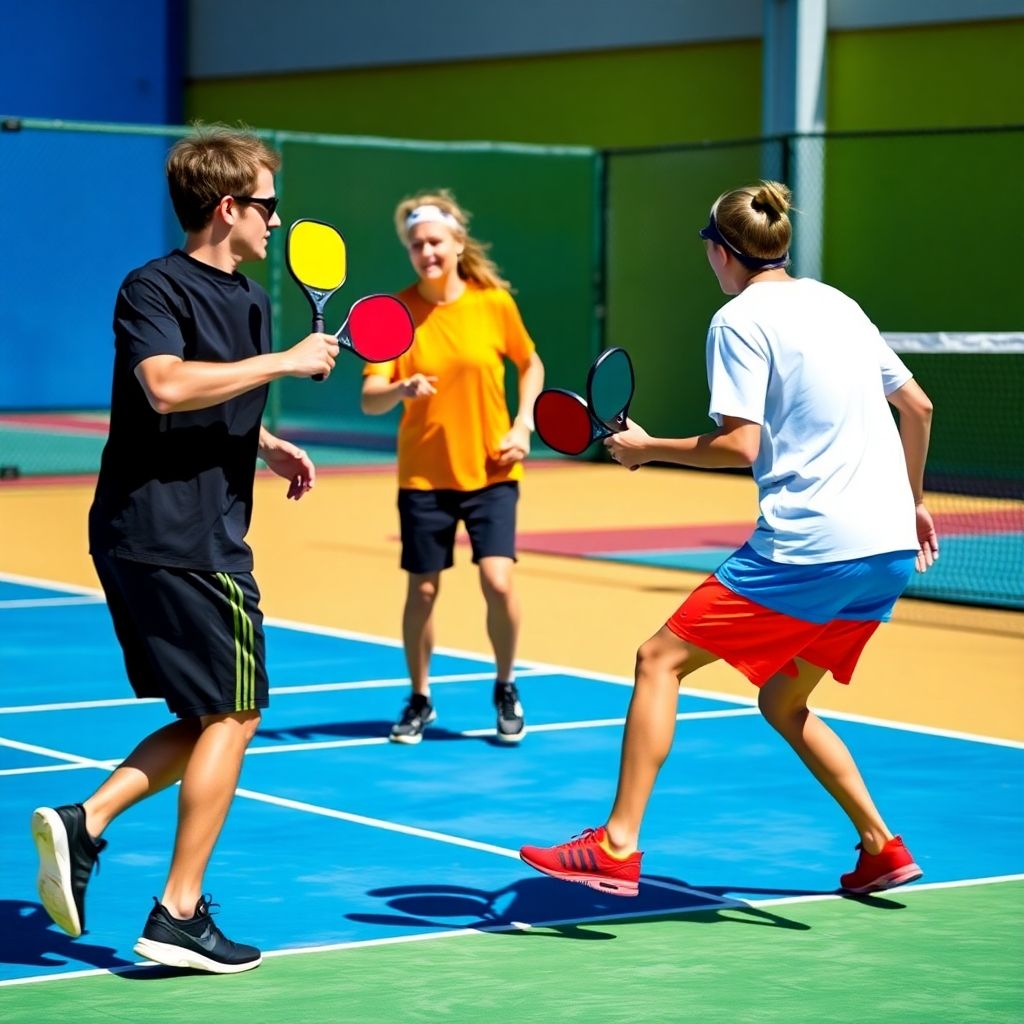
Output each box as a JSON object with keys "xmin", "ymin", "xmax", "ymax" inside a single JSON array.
[
  {"xmin": 821, "ymin": 129, "xmax": 1022, "ymax": 331},
  {"xmin": 186, "ymin": 42, "xmax": 762, "ymax": 148},
  {"xmin": 186, "ymin": 20, "xmax": 1024, "ymax": 150},
  {"xmin": 828, "ymin": 20, "xmax": 1024, "ymax": 130},
  {"xmin": 262, "ymin": 137, "xmax": 600, "ymax": 438},
  {"xmin": 605, "ymin": 141, "xmax": 783, "ymax": 440},
  {"xmin": 186, "ymin": 22, "xmax": 1023, "ymax": 477}
]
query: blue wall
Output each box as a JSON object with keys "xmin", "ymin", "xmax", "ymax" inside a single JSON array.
[
  {"xmin": 0, "ymin": 1, "xmax": 182, "ymax": 124},
  {"xmin": 0, "ymin": 129, "xmax": 182, "ymax": 409},
  {"xmin": 0, "ymin": 0, "xmax": 184, "ymax": 410}
]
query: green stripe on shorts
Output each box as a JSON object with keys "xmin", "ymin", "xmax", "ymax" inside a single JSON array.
[{"xmin": 216, "ymin": 572, "xmax": 256, "ymax": 711}]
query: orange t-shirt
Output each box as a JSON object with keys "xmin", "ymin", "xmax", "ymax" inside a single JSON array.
[{"xmin": 364, "ymin": 282, "xmax": 537, "ymax": 491}]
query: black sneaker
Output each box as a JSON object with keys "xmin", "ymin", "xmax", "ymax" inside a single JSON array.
[
  {"xmin": 31, "ymin": 804, "xmax": 107, "ymax": 937},
  {"xmin": 389, "ymin": 694, "xmax": 437, "ymax": 745},
  {"xmin": 134, "ymin": 895, "xmax": 262, "ymax": 974},
  {"xmin": 494, "ymin": 681, "xmax": 526, "ymax": 743}
]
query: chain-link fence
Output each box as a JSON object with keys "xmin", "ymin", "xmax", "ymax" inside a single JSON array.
[{"xmin": 1, "ymin": 118, "xmax": 1021, "ymax": 610}]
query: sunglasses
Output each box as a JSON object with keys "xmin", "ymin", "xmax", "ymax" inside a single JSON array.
[{"xmin": 231, "ymin": 195, "xmax": 279, "ymax": 217}]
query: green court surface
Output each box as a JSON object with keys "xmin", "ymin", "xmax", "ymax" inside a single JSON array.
[{"xmin": 3, "ymin": 880, "xmax": 1021, "ymax": 1023}]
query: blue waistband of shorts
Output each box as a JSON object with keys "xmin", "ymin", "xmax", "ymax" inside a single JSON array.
[{"xmin": 714, "ymin": 544, "xmax": 917, "ymax": 624}]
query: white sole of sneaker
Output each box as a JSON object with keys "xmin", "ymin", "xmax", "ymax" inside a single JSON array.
[
  {"xmin": 31, "ymin": 807, "xmax": 82, "ymax": 937},
  {"xmin": 495, "ymin": 726, "xmax": 527, "ymax": 744},
  {"xmin": 389, "ymin": 708, "xmax": 437, "ymax": 744},
  {"xmin": 134, "ymin": 937, "xmax": 262, "ymax": 974},
  {"xmin": 844, "ymin": 863, "xmax": 923, "ymax": 894},
  {"xmin": 389, "ymin": 732, "xmax": 424, "ymax": 745}
]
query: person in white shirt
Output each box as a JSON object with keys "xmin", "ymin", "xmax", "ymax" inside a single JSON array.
[{"xmin": 519, "ymin": 181, "xmax": 938, "ymax": 898}]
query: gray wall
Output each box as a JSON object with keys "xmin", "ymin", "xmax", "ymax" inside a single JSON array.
[{"xmin": 187, "ymin": 0, "xmax": 1023, "ymax": 78}]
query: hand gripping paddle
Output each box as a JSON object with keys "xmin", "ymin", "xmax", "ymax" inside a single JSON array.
[{"xmin": 287, "ymin": 219, "xmax": 347, "ymax": 381}]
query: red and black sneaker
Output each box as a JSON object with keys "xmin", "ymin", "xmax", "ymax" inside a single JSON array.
[
  {"xmin": 519, "ymin": 826, "xmax": 643, "ymax": 897},
  {"xmin": 840, "ymin": 835, "xmax": 923, "ymax": 894}
]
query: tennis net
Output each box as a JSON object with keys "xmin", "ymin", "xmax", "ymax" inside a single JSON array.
[{"xmin": 884, "ymin": 332, "xmax": 1023, "ymax": 611}]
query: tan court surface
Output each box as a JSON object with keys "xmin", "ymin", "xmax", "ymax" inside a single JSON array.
[{"xmin": 1, "ymin": 461, "xmax": 1021, "ymax": 742}]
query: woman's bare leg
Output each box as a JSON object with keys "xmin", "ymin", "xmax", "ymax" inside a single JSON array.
[
  {"xmin": 402, "ymin": 572, "xmax": 441, "ymax": 697},
  {"xmin": 478, "ymin": 556, "xmax": 519, "ymax": 682}
]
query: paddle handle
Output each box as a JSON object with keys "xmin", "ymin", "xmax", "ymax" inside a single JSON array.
[{"xmin": 312, "ymin": 312, "xmax": 325, "ymax": 382}]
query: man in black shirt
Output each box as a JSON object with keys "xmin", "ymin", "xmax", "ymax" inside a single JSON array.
[{"xmin": 30, "ymin": 126, "xmax": 339, "ymax": 974}]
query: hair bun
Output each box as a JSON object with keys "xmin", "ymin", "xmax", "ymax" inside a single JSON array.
[{"xmin": 751, "ymin": 180, "xmax": 792, "ymax": 221}]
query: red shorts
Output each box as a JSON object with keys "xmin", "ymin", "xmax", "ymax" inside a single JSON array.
[{"xmin": 665, "ymin": 577, "xmax": 880, "ymax": 687}]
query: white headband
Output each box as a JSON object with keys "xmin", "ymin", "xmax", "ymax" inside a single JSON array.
[{"xmin": 405, "ymin": 204, "xmax": 462, "ymax": 233}]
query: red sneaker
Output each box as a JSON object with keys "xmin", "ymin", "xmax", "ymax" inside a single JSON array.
[
  {"xmin": 519, "ymin": 827, "xmax": 643, "ymax": 897},
  {"xmin": 840, "ymin": 836, "xmax": 923, "ymax": 893}
]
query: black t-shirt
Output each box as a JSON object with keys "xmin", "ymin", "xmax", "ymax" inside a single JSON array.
[{"xmin": 89, "ymin": 250, "xmax": 271, "ymax": 571}]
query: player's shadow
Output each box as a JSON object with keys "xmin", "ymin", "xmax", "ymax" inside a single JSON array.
[
  {"xmin": 0, "ymin": 900, "xmax": 135, "ymax": 971},
  {"xmin": 257, "ymin": 721, "xmax": 502, "ymax": 745},
  {"xmin": 346, "ymin": 875, "xmax": 813, "ymax": 938},
  {"xmin": 835, "ymin": 891, "xmax": 910, "ymax": 909},
  {"xmin": 682, "ymin": 880, "xmax": 910, "ymax": 911}
]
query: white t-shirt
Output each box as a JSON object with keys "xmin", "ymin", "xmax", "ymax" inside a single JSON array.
[{"xmin": 706, "ymin": 278, "xmax": 919, "ymax": 563}]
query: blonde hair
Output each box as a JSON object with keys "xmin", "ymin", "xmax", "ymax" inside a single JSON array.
[
  {"xmin": 167, "ymin": 124, "xmax": 281, "ymax": 232},
  {"xmin": 394, "ymin": 189, "xmax": 510, "ymax": 290},
  {"xmin": 711, "ymin": 180, "xmax": 793, "ymax": 262}
]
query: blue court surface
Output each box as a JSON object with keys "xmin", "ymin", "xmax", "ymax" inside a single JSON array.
[{"xmin": 1, "ymin": 573, "xmax": 1022, "ymax": 983}]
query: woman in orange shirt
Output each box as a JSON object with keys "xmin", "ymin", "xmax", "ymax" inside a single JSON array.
[{"xmin": 362, "ymin": 190, "xmax": 545, "ymax": 746}]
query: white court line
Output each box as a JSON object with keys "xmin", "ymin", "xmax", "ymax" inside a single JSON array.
[
  {"xmin": 0, "ymin": 734, "xmax": 517, "ymax": 857},
  {"xmin": 460, "ymin": 706, "xmax": 758, "ymax": 737},
  {"xmin": 0, "ymin": 736, "xmax": 118, "ymax": 771},
  {"xmin": 0, "ymin": 707, "xmax": 760, "ymax": 775},
  {"xmin": 2, "ymin": 871, "xmax": 1022, "ymax": 989},
  {"xmin": 268, "ymin": 667, "xmax": 546, "ymax": 697},
  {"xmin": 0, "ymin": 697, "xmax": 163, "ymax": 715},
  {"xmin": 0, "ymin": 762, "xmax": 105, "ymax": 777},
  {"xmin": 0, "ymin": 571, "xmax": 104, "ymax": 597},
  {"xmin": 2, "ymin": 570, "xmax": 1022, "ymax": 749},
  {"xmin": 3, "ymin": 570, "xmax": 1022, "ymax": 988},
  {"xmin": 0, "ymin": 596, "xmax": 105, "ymax": 609},
  {"xmin": 234, "ymin": 788, "xmax": 517, "ymax": 858},
  {"xmin": 0, "ymin": 670, "xmax": 547, "ymax": 717}
]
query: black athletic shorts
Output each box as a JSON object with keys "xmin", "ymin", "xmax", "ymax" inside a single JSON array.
[
  {"xmin": 397, "ymin": 481, "xmax": 519, "ymax": 574},
  {"xmin": 92, "ymin": 551, "xmax": 269, "ymax": 719}
]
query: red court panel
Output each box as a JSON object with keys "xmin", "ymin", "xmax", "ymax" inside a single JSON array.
[
  {"xmin": 515, "ymin": 510, "xmax": 1022, "ymax": 559},
  {"xmin": 515, "ymin": 524, "xmax": 750, "ymax": 556}
]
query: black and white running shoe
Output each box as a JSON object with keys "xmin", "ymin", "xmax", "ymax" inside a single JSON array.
[
  {"xmin": 390, "ymin": 694, "xmax": 437, "ymax": 745},
  {"xmin": 494, "ymin": 681, "xmax": 526, "ymax": 744},
  {"xmin": 134, "ymin": 895, "xmax": 262, "ymax": 974},
  {"xmin": 31, "ymin": 803, "xmax": 107, "ymax": 937}
]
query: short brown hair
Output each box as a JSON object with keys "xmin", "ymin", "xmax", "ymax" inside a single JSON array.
[{"xmin": 166, "ymin": 125, "xmax": 281, "ymax": 232}]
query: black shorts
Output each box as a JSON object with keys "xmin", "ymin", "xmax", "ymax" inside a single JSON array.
[
  {"xmin": 92, "ymin": 552, "xmax": 269, "ymax": 719},
  {"xmin": 398, "ymin": 482, "xmax": 519, "ymax": 574}
]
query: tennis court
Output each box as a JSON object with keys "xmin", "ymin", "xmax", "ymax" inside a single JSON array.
[{"xmin": 1, "ymin": 463, "xmax": 1022, "ymax": 1023}]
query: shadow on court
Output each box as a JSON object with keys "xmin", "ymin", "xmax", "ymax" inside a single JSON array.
[
  {"xmin": 680, "ymin": 880, "xmax": 912, "ymax": 912},
  {"xmin": 345, "ymin": 876, "xmax": 813, "ymax": 937},
  {"xmin": 836, "ymin": 891, "xmax": 910, "ymax": 910},
  {"xmin": 257, "ymin": 720, "xmax": 507, "ymax": 745},
  {"xmin": 0, "ymin": 900, "xmax": 135, "ymax": 970}
]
